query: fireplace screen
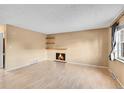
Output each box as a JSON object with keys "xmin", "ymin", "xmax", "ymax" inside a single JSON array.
[{"xmin": 56, "ymin": 53, "xmax": 65, "ymax": 61}]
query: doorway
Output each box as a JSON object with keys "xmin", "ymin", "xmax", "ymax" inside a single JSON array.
[{"xmin": 0, "ymin": 33, "xmax": 4, "ymax": 68}]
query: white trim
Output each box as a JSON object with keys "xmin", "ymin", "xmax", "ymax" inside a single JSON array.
[
  {"xmin": 108, "ymin": 69, "xmax": 124, "ymax": 88},
  {"xmin": 116, "ymin": 58, "xmax": 124, "ymax": 64},
  {"xmin": 68, "ymin": 62, "xmax": 108, "ymax": 69},
  {"xmin": 6, "ymin": 62, "xmax": 37, "ymax": 71},
  {"xmin": 115, "ymin": 28, "xmax": 124, "ymax": 63},
  {"xmin": 110, "ymin": 7, "xmax": 124, "ymax": 26},
  {"xmin": 47, "ymin": 60, "xmax": 108, "ymax": 68},
  {"xmin": 6, "ymin": 60, "xmax": 108, "ymax": 72},
  {"xmin": 6, "ymin": 60, "xmax": 45, "ymax": 71},
  {"xmin": 0, "ymin": 33, "xmax": 3, "ymax": 68}
]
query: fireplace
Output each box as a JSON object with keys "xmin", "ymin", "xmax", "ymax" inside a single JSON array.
[{"xmin": 56, "ymin": 53, "xmax": 66, "ymax": 63}]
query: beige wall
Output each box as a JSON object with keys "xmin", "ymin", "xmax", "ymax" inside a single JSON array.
[
  {"xmin": 5, "ymin": 25, "xmax": 47, "ymax": 70},
  {"xmin": 47, "ymin": 28, "xmax": 109, "ymax": 67},
  {"xmin": 109, "ymin": 15, "xmax": 124, "ymax": 87}
]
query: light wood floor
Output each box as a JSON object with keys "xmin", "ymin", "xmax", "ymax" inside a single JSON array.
[{"xmin": 0, "ymin": 61, "xmax": 121, "ymax": 89}]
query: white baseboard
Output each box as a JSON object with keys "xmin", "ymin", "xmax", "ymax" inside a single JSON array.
[
  {"xmin": 68, "ymin": 62, "xmax": 108, "ymax": 69},
  {"xmin": 6, "ymin": 60, "xmax": 108, "ymax": 72},
  {"xmin": 108, "ymin": 69, "xmax": 124, "ymax": 88},
  {"xmin": 6, "ymin": 60, "xmax": 45, "ymax": 71}
]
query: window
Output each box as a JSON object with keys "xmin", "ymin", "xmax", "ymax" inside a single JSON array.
[{"xmin": 115, "ymin": 28, "xmax": 124, "ymax": 62}]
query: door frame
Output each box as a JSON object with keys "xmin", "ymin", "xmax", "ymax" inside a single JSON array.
[{"xmin": 0, "ymin": 32, "xmax": 4, "ymax": 68}]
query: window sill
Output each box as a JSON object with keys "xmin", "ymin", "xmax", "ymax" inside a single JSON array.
[{"xmin": 115, "ymin": 58, "xmax": 124, "ymax": 64}]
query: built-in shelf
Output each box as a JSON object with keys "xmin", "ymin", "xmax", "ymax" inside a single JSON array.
[
  {"xmin": 46, "ymin": 36, "xmax": 67, "ymax": 50},
  {"xmin": 46, "ymin": 48, "xmax": 67, "ymax": 50},
  {"xmin": 46, "ymin": 36, "xmax": 55, "ymax": 49},
  {"xmin": 46, "ymin": 37, "xmax": 55, "ymax": 39},
  {"xmin": 46, "ymin": 42, "xmax": 55, "ymax": 44}
]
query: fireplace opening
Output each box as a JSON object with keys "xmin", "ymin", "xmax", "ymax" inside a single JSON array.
[{"xmin": 56, "ymin": 53, "xmax": 66, "ymax": 63}]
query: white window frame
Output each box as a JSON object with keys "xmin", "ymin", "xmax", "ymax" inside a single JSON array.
[{"xmin": 115, "ymin": 28, "xmax": 124, "ymax": 63}]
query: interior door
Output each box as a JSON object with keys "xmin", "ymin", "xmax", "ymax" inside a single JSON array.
[{"xmin": 0, "ymin": 33, "xmax": 3, "ymax": 68}]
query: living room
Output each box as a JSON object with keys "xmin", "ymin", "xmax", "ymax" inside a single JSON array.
[{"xmin": 0, "ymin": 4, "xmax": 124, "ymax": 90}]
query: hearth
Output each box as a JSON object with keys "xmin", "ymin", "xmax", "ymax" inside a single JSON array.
[{"xmin": 55, "ymin": 53, "xmax": 66, "ymax": 63}]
